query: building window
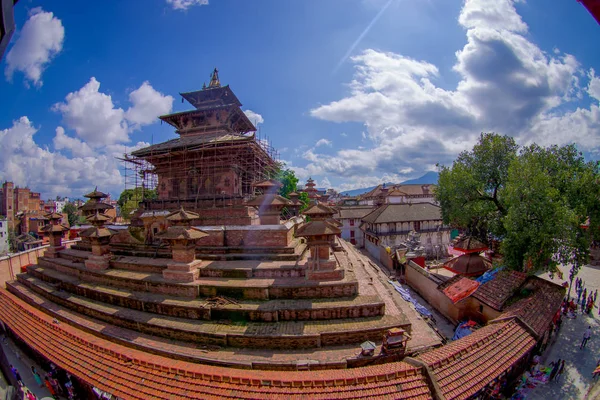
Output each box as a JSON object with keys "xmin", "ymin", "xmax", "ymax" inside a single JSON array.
[
  {"xmin": 414, "ymin": 221, "xmax": 421, "ymax": 231},
  {"xmin": 350, "ymin": 230, "xmax": 355, "ymax": 238},
  {"xmin": 479, "ymin": 305, "xmax": 484, "ymax": 313},
  {"xmin": 349, "ymin": 219, "xmax": 355, "ymax": 226}
]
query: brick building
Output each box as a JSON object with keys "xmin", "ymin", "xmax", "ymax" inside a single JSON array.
[
  {"xmin": 0, "ymin": 181, "xmax": 44, "ymax": 233},
  {"xmin": 359, "ymin": 183, "xmax": 436, "ymax": 206}
]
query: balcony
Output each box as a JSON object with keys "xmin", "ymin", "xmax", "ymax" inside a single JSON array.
[{"xmin": 363, "ymin": 227, "xmax": 451, "ymax": 237}]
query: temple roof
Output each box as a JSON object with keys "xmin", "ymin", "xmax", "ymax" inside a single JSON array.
[
  {"xmin": 41, "ymin": 224, "xmax": 69, "ymax": 233},
  {"xmin": 453, "ymin": 236, "xmax": 488, "ymax": 253},
  {"xmin": 44, "ymin": 212, "xmax": 63, "ymax": 221},
  {"xmin": 303, "ymin": 204, "xmax": 335, "ymax": 217},
  {"xmin": 79, "ymin": 202, "xmax": 113, "ymax": 212},
  {"xmin": 86, "ymin": 212, "xmax": 110, "ymax": 223},
  {"xmin": 296, "ymin": 220, "xmax": 341, "ymax": 237},
  {"xmin": 84, "ymin": 187, "xmax": 108, "ymax": 199},
  {"xmin": 472, "ymin": 271, "xmax": 528, "ymax": 311},
  {"xmin": 156, "ymin": 226, "xmax": 208, "ymax": 241},
  {"xmin": 246, "ymin": 194, "xmax": 292, "ymax": 207},
  {"xmin": 79, "ymin": 226, "xmax": 113, "ymax": 238},
  {"xmin": 253, "ymin": 179, "xmax": 283, "ymax": 189},
  {"xmin": 180, "ymin": 84, "xmax": 242, "ymax": 110},
  {"xmin": 166, "ymin": 207, "xmax": 200, "ymax": 223},
  {"xmin": 130, "ymin": 132, "xmax": 255, "ymax": 158},
  {"xmin": 443, "ymin": 253, "xmax": 491, "ymax": 277},
  {"xmin": 362, "ymin": 203, "xmax": 442, "ymax": 224},
  {"xmin": 326, "ymin": 218, "xmax": 343, "ymax": 228}
]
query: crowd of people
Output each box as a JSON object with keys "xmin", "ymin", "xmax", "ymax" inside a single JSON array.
[
  {"xmin": 575, "ymin": 277, "xmax": 597, "ymax": 315},
  {"xmin": 7, "ymin": 356, "xmax": 79, "ymax": 399}
]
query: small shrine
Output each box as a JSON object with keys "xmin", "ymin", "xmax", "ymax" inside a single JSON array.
[
  {"xmin": 156, "ymin": 207, "xmax": 208, "ymax": 282},
  {"xmin": 296, "ymin": 219, "xmax": 343, "ymax": 280},
  {"xmin": 246, "ymin": 193, "xmax": 292, "ymax": 225},
  {"xmin": 253, "ymin": 179, "xmax": 282, "ymax": 195},
  {"xmin": 79, "ymin": 211, "xmax": 114, "ymax": 271},
  {"xmin": 79, "ymin": 187, "xmax": 113, "ymax": 218},
  {"xmin": 41, "ymin": 212, "xmax": 69, "ymax": 258}
]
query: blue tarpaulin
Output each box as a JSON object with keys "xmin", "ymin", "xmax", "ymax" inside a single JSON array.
[
  {"xmin": 475, "ymin": 266, "xmax": 504, "ymax": 284},
  {"xmin": 388, "ymin": 280, "xmax": 433, "ymax": 318}
]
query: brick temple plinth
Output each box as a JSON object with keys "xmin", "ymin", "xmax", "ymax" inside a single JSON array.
[
  {"xmin": 79, "ymin": 212, "xmax": 114, "ymax": 271},
  {"xmin": 41, "ymin": 212, "xmax": 69, "ymax": 258},
  {"xmin": 157, "ymin": 207, "xmax": 208, "ymax": 283},
  {"xmin": 296, "ymin": 219, "xmax": 343, "ymax": 281}
]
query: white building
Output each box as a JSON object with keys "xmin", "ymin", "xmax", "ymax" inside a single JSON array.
[
  {"xmin": 333, "ymin": 206, "xmax": 374, "ymax": 247},
  {"xmin": 0, "ymin": 216, "xmax": 9, "ymax": 255},
  {"xmin": 54, "ymin": 197, "xmax": 69, "ymax": 213},
  {"xmin": 361, "ymin": 203, "xmax": 451, "ymax": 261},
  {"xmin": 358, "ymin": 184, "xmax": 437, "ymax": 206}
]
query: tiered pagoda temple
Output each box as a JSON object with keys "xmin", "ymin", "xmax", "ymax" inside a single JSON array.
[{"xmin": 130, "ymin": 68, "xmax": 278, "ymax": 226}]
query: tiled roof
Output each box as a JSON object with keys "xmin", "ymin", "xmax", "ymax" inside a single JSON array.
[
  {"xmin": 472, "ymin": 271, "xmax": 527, "ymax": 310},
  {"xmin": 418, "ymin": 319, "xmax": 536, "ymax": 400},
  {"xmin": 0, "ymin": 289, "xmax": 433, "ymax": 400},
  {"xmin": 131, "ymin": 132, "xmax": 254, "ymax": 157},
  {"xmin": 362, "ymin": 203, "xmax": 442, "ymax": 224},
  {"xmin": 441, "ymin": 277, "xmax": 480, "ymax": 303},
  {"xmin": 296, "ymin": 220, "xmax": 341, "ymax": 237},
  {"xmin": 334, "ymin": 207, "xmax": 375, "ymax": 220},
  {"xmin": 494, "ymin": 277, "xmax": 565, "ymax": 338},
  {"xmin": 452, "ymin": 237, "xmax": 488, "ymax": 253}
]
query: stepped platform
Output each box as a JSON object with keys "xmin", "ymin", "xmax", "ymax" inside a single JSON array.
[
  {"xmin": 23, "ymin": 266, "xmax": 385, "ymax": 322},
  {"xmin": 7, "ymin": 279, "xmax": 408, "ymax": 350},
  {"xmin": 37, "ymin": 255, "xmax": 359, "ymax": 300}
]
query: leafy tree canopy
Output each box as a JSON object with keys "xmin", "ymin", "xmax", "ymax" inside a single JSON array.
[
  {"xmin": 435, "ymin": 133, "xmax": 600, "ymax": 273},
  {"xmin": 62, "ymin": 203, "xmax": 79, "ymax": 227},
  {"xmin": 117, "ymin": 188, "xmax": 157, "ymax": 220}
]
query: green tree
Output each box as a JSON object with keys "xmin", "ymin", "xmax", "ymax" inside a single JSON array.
[
  {"xmin": 435, "ymin": 133, "xmax": 518, "ymax": 241},
  {"xmin": 62, "ymin": 203, "xmax": 79, "ymax": 227},
  {"xmin": 435, "ymin": 134, "xmax": 600, "ymax": 273},
  {"xmin": 117, "ymin": 188, "xmax": 157, "ymax": 220},
  {"xmin": 276, "ymin": 168, "xmax": 299, "ymax": 199},
  {"xmin": 298, "ymin": 192, "xmax": 310, "ymax": 212}
]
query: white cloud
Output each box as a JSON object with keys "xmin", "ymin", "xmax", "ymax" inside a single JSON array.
[
  {"xmin": 5, "ymin": 8, "xmax": 65, "ymax": 87},
  {"xmin": 244, "ymin": 109, "xmax": 264, "ymax": 126},
  {"xmin": 53, "ymin": 126, "xmax": 94, "ymax": 158},
  {"xmin": 0, "ymin": 117, "xmax": 123, "ymax": 198},
  {"xmin": 125, "ymin": 81, "xmax": 174, "ymax": 127},
  {"xmin": 319, "ymin": 177, "xmax": 332, "ymax": 188},
  {"xmin": 589, "ymin": 69, "xmax": 600, "ymax": 102},
  {"xmin": 306, "ymin": 0, "xmax": 598, "ymax": 186},
  {"xmin": 53, "ymin": 78, "xmax": 173, "ymax": 146},
  {"xmin": 166, "ymin": 0, "xmax": 208, "ymax": 10},
  {"xmin": 315, "ymin": 138, "xmax": 332, "ymax": 147},
  {"xmin": 340, "ymin": 132, "xmax": 348, "ymax": 137}
]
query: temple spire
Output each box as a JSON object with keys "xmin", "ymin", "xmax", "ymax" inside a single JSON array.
[{"xmin": 209, "ymin": 67, "xmax": 220, "ymax": 88}]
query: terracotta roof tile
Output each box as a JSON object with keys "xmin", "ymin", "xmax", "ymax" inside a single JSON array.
[
  {"xmin": 0, "ymin": 289, "xmax": 432, "ymax": 400},
  {"xmin": 472, "ymin": 270, "xmax": 527, "ymax": 310},
  {"xmin": 418, "ymin": 319, "xmax": 535, "ymax": 400},
  {"xmin": 494, "ymin": 277, "xmax": 565, "ymax": 338}
]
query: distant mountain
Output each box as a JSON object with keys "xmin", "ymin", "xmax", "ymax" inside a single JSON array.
[
  {"xmin": 400, "ymin": 171, "xmax": 439, "ymax": 185},
  {"xmin": 339, "ymin": 172, "xmax": 439, "ymax": 197}
]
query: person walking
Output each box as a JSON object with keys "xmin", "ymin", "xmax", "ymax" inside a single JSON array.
[
  {"xmin": 581, "ymin": 326, "xmax": 592, "ymax": 349},
  {"xmin": 549, "ymin": 359, "xmax": 561, "ymax": 382},
  {"xmin": 10, "ymin": 364, "xmax": 23, "ymax": 385},
  {"xmin": 554, "ymin": 360, "xmax": 565, "ymax": 382},
  {"xmin": 578, "ymin": 286, "xmax": 583, "ymax": 303},
  {"xmin": 44, "ymin": 377, "xmax": 58, "ymax": 400},
  {"xmin": 31, "ymin": 366, "xmax": 43, "ymax": 387},
  {"xmin": 595, "ymin": 289, "xmax": 598, "ymax": 303}
]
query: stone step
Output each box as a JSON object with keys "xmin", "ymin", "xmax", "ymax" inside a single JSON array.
[
  {"xmin": 58, "ymin": 248, "xmax": 91, "ymax": 263},
  {"xmin": 37, "ymin": 256, "xmax": 359, "ymax": 300},
  {"xmin": 7, "ymin": 278, "xmax": 406, "ymax": 350},
  {"xmin": 23, "ymin": 267, "xmax": 384, "ymax": 322}
]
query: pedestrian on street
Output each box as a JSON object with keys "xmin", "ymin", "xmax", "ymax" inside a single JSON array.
[
  {"xmin": 581, "ymin": 326, "xmax": 592, "ymax": 349},
  {"xmin": 549, "ymin": 359, "xmax": 561, "ymax": 381},
  {"xmin": 578, "ymin": 286, "xmax": 582, "ymax": 303},
  {"xmin": 10, "ymin": 364, "xmax": 23, "ymax": 385},
  {"xmin": 554, "ymin": 360, "xmax": 565, "ymax": 382},
  {"xmin": 595, "ymin": 289, "xmax": 598, "ymax": 303},
  {"xmin": 31, "ymin": 366, "xmax": 43, "ymax": 387},
  {"xmin": 44, "ymin": 377, "xmax": 58, "ymax": 400}
]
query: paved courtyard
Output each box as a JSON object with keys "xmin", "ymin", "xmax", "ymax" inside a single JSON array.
[{"xmin": 525, "ymin": 264, "xmax": 600, "ymax": 399}]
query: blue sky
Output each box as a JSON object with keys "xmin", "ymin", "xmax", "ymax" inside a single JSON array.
[{"xmin": 1, "ymin": 0, "xmax": 599, "ymax": 199}]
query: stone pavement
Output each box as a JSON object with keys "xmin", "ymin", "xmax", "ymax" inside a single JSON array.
[
  {"xmin": 525, "ymin": 264, "xmax": 600, "ymax": 399},
  {"xmin": 341, "ymin": 242, "xmax": 449, "ymax": 349},
  {"xmin": 1, "ymin": 335, "xmax": 53, "ymax": 399}
]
